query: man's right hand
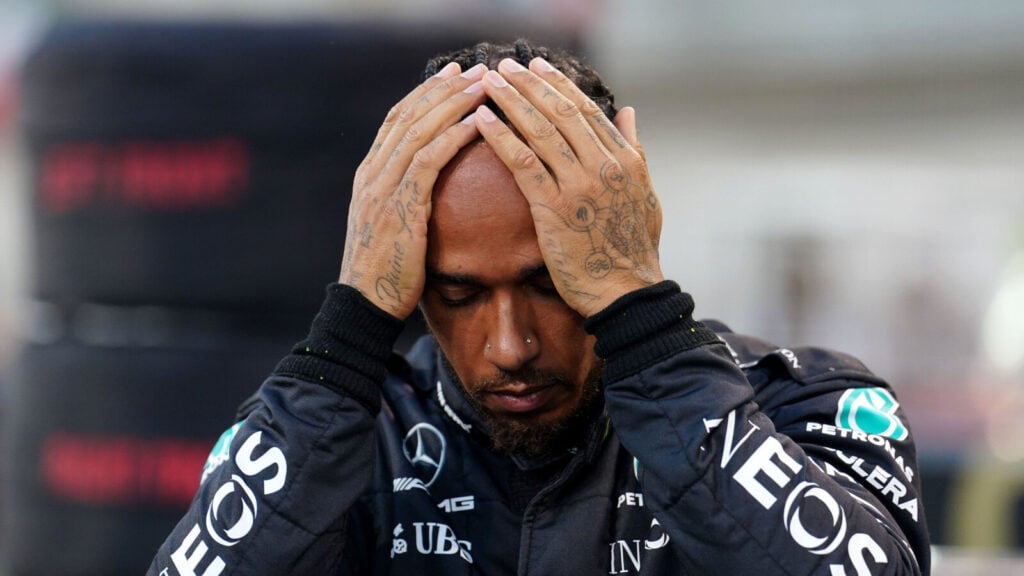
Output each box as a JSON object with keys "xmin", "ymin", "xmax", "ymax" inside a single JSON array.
[{"xmin": 339, "ymin": 61, "xmax": 488, "ymax": 319}]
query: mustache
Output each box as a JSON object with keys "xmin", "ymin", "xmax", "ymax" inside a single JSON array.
[{"xmin": 474, "ymin": 367, "xmax": 573, "ymax": 392}]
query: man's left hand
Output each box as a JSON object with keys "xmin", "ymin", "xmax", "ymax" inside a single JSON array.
[{"xmin": 473, "ymin": 57, "xmax": 664, "ymax": 318}]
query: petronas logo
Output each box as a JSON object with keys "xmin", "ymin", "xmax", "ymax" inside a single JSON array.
[{"xmin": 836, "ymin": 388, "xmax": 909, "ymax": 441}]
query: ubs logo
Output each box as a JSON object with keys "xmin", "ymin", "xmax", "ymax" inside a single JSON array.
[{"xmin": 402, "ymin": 423, "xmax": 447, "ymax": 488}]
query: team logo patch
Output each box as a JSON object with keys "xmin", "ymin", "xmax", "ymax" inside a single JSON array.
[
  {"xmin": 836, "ymin": 388, "xmax": 908, "ymax": 441},
  {"xmin": 402, "ymin": 423, "xmax": 447, "ymax": 488},
  {"xmin": 201, "ymin": 422, "xmax": 242, "ymax": 484}
]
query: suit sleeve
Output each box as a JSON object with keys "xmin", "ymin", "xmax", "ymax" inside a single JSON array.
[
  {"xmin": 147, "ymin": 284, "xmax": 402, "ymax": 575},
  {"xmin": 586, "ymin": 282, "xmax": 930, "ymax": 575}
]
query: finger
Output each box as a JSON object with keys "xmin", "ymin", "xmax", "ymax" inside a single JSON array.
[
  {"xmin": 479, "ymin": 68, "xmax": 593, "ymax": 187},
  {"xmin": 481, "ymin": 68, "xmax": 592, "ymax": 184},
  {"xmin": 472, "ymin": 104, "xmax": 560, "ymax": 204},
  {"xmin": 399, "ymin": 112, "xmax": 481, "ymax": 213},
  {"xmin": 494, "ymin": 59, "xmax": 613, "ymax": 169},
  {"xmin": 527, "ymin": 57, "xmax": 632, "ymax": 155},
  {"xmin": 378, "ymin": 76, "xmax": 488, "ymax": 191},
  {"xmin": 612, "ymin": 106, "xmax": 638, "ymax": 147},
  {"xmin": 483, "ymin": 64, "xmax": 589, "ymax": 172},
  {"xmin": 613, "ymin": 106, "xmax": 646, "ymax": 163},
  {"xmin": 366, "ymin": 63, "xmax": 488, "ymax": 179},
  {"xmin": 339, "ymin": 115, "xmax": 480, "ymax": 317},
  {"xmin": 365, "ymin": 61, "xmax": 460, "ymax": 164}
]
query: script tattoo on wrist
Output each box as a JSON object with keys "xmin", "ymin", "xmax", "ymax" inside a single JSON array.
[{"xmin": 375, "ymin": 241, "xmax": 406, "ymax": 313}]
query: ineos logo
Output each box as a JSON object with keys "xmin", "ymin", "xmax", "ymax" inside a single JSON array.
[
  {"xmin": 168, "ymin": 429, "xmax": 287, "ymax": 576},
  {"xmin": 206, "ymin": 474, "xmax": 258, "ymax": 547},
  {"xmin": 783, "ymin": 481, "xmax": 847, "ymax": 555},
  {"xmin": 402, "ymin": 423, "xmax": 446, "ymax": 488}
]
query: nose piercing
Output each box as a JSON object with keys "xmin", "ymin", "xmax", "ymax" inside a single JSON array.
[
  {"xmin": 486, "ymin": 343, "xmax": 492, "ymax": 350},
  {"xmin": 525, "ymin": 337, "xmax": 533, "ymax": 344}
]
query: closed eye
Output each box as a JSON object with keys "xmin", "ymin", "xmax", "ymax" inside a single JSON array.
[
  {"xmin": 525, "ymin": 267, "xmax": 561, "ymax": 300},
  {"xmin": 435, "ymin": 286, "xmax": 482, "ymax": 307},
  {"xmin": 425, "ymin": 269, "xmax": 484, "ymax": 308}
]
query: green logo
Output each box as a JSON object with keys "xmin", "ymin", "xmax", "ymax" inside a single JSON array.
[
  {"xmin": 836, "ymin": 388, "xmax": 908, "ymax": 441},
  {"xmin": 201, "ymin": 422, "xmax": 242, "ymax": 484}
]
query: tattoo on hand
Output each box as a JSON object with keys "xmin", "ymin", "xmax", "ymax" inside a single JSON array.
[
  {"xmin": 375, "ymin": 241, "xmax": 406, "ymax": 313},
  {"xmin": 541, "ymin": 160, "xmax": 657, "ymax": 284},
  {"xmin": 596, "ymin": 116, "xmax": 627, "ymax": 149},
  {"xmin": 393, "ymin": 180, "xmax": 424, "ymax": 239},
  {"xmin": 359, "ymin": 222, "xmax": 373, "ymax": 248}
]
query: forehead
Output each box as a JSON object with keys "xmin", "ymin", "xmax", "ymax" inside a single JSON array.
[{"xmin": 427, "ymin": 141, "xmax": 541, "ymax": 276}]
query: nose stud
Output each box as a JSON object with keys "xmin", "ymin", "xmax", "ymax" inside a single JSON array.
[{"xmin": 485, "ymin": 337, "xmax": 533, "ymax": 350}]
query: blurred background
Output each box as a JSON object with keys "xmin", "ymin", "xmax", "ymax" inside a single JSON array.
[{"xmin": 1, "ymin": 0, "xmax": 1023, "ymax": 574}]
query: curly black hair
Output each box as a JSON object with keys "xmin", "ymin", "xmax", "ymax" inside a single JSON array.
[{"xmin": 423, "ymin": 38, "xmax": 617, "ymax": 121}]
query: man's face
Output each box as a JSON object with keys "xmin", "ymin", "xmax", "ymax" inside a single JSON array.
[{"xmin": 421, "ymin": 141, "xmax": 603, "ymax": 458}]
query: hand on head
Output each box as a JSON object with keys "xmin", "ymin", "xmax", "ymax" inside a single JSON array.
[
  {"xmin": 339, "ymin": 61, "xmax": 486, "ymax": 319},
  {"xmin": 340, "ymin": 45, "xmax": 663, "ymax": 320},
  {"xmin": 471, "ymin": 57, "xmax": 663, "ymax": 317}
]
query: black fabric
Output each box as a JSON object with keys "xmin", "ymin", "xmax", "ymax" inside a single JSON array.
[
  {"xmin": 274, "ymin": 284, "xmax": 404, "ymax": 412},
  {"xmin": 148, "ymin": 286, "xmax": 930, "ymax": 575},
  {"xmin": 585, "ymin": 280, "xmax": 720, "ymax": 381}
]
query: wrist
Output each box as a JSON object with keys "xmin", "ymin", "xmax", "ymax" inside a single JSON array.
[
  {"xmin": 584, "ymin": 281, "xmax": 718, "ymax": 381},
  {"xmin": 274, "ymin": 283, "xmax": 405, "ymax": 411}
]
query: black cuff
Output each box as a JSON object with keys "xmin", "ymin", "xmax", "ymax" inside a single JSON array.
[
  {"xmin": 584, "ymin": 281, "xmax": 719, "ymax": 382},
  {"xmin": 274, "ymin": 284, "xmax": 405, "ymax": 412}
]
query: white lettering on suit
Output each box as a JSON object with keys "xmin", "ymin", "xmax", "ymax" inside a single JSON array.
[
  {"xmin": 709, "ymin": 409, "xmax": 893, "ymax": 574},
  {"xmin": 168, "ymin": 430, "xmax": 288, "ymax": 576}
]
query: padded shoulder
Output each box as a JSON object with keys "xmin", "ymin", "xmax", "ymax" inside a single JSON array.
[{"xmin": 702, "ymin": 319, "xmax": 885, "ymax": 386}]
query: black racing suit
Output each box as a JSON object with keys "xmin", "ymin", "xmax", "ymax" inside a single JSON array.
[{"xmin": 148, "ymin": 282, "xmax": 930, "ymax": 575}]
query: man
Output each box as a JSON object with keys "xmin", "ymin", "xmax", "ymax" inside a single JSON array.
[{"xmin": 150, "ymin": 40, "xmax": 930, "ymax": 575}]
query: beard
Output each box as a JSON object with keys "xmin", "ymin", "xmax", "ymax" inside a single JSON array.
[{"xmin": 442, "ymin": 356, "xmax": 604, "ymax": 460}]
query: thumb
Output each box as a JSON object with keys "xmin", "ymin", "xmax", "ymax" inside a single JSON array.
[{"xmin": 613, "ymin": 106, "xmax": 639, "ymax": 148}]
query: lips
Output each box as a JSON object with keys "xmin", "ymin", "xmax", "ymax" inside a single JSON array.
[{"xmin": 486, "ymin": 383, "xmax": 561, "ymax": 414}]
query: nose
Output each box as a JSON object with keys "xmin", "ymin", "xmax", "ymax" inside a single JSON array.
[{"xmin": 483, "ymin": 291, "xmax": 539, "ymax": 371}]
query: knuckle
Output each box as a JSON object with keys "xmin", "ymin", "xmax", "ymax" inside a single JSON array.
[
  {"xmin": 580, "ymin": 98, "xmax": 604, "ymax": 118},
  {"xmin": 600, "ymin": 160, "xmax": 629, "ymax": 191},
  {"xmin": 621, "ymin": 150, "xmax": 645, "ymax": 172},
  {"xmin": 409, "ymin": 147, "xmax": 437, "ymax": 172},
  {"xmin": 435, "ymin": 77, "xmax": 457, "ymax": 93},
  {"xmin": 401, "ymin": 123, "xmax": 425, "ymax": 146},
  {"xmin": 520, "ymin": 72, "xmax": 545, "ymax": 90},
  {"xmin": 396, "ymin": 105, "xmax": 418, "ymax": 126},
  {"xmin": 554, "ymin": 99, "xmax": 579, "ymax": 119},
  {"xmin": 532, "ymin": 119, "xmax": 558, "ymax": 140},
  {"xmin": 511, "ymin": 147, "xmax": 540, "ymax": 172}
]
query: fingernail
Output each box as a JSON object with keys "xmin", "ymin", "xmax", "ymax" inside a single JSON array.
[
  {"xmin": 476, "ymin": 105, "xmax": 498, "ymax": 123},
  {"xmin": 460, "ymin": 63, "xmax": 486, "ymax": 80},
  {"xmin": 461, "ymin": 112, "xmax": 477, "ymax": 125},
  {"xmin": 484, "ymin": 70, "xmax": 508, "ymax": 88},
  {"xmin": 499, "ymin": 58, "xmax": 526, "ymax": 73},
  {"xmin": 435, "ymin": 61, "xmax": 460, "ymax": 78},
  {"xmin": 463, "ymin": 81, "xmax": 483, "ymax": 95},
  {"xmin": 532, "ymin": 57, "xmax": 555, "ymax": 73}
]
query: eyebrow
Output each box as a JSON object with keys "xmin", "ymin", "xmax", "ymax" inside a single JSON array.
[{"xmin": 425, "ymin": 264, "xmax": 550, "ymax": 286}]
